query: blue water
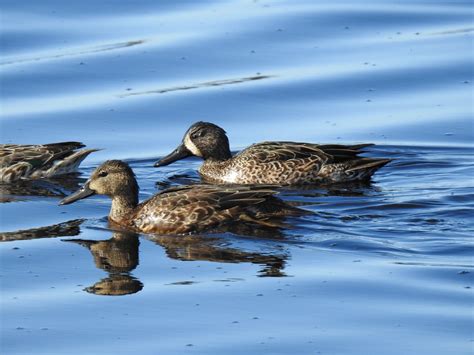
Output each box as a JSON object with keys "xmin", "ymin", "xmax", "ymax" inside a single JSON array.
[{"xmin": 1, "ymin": 1, "xmax": 473, "ymax": 354}]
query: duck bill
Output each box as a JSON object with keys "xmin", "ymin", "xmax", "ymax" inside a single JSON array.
[
  {"xmin": 59, "ymin": 181, "xmax": 95, "ymax": 205},
  {"xmin": 154, "ymin": 144, "xmax": 192, "ymax": 167}
]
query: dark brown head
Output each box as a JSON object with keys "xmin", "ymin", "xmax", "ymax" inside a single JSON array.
[
  {"xmin": 154, "ymin": 121, "xmax": 232, "ymax": 167},
  {"xmin": 59, "ymin": 160, "xmax": 139, "ymax": 206}
]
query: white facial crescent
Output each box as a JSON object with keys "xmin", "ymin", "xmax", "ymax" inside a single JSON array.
[{"xmin": 184, "ymin": 134, "xmax": 202, "ymax": 157}]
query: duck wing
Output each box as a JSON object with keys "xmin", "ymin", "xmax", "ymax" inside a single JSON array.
[
  {"xmin": 239, "ymin": 141, "xmax": 330, "ymax": 163},
  {"xmin": 153, "ymin": 184, "xmax": 277, "ymax": 211},
  {"xmin": 136, "ymin": 185, "xmax": 288, "ymax": 234},
  {"xmin": 313, "ymin": 143, "xmax": 373, "ymax": 163},
  {"xmin": 0, "ymin": 142, "xmax": 96, "ymax": 181},
  {"xmin": 0, "ymin": 142, "xmax": 85, "ymax": 167},
  {"xmin": 239, "ymin": 141, "xmax": 373, "ymax": 164}
]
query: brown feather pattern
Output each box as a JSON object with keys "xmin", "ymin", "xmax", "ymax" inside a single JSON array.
[
  {"xmin": 201, "ymin": 141, "xmax": 390, "ymax": 185},
  {"xmin": 155, "ymin": 122, "xmax": 390, "ymax": 185},
  {"xmin": 62, "ymin": 160, "xmax": 307, "ymax": 235},
  {"xmin": 0, "ymin": 142, "xmax": 97, "ymax": 182}
]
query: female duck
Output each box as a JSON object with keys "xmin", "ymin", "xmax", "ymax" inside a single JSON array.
[
  {"xmin": 0, "ymin": 142, "xmax": 97, "ymax": 182},
  {"xmin": 60, "ymin": 160, "xmax": 305, "ymax": 235},
  {"xmin": 154, "ymin": 122, "xmax": 390, "ymax": 185}
]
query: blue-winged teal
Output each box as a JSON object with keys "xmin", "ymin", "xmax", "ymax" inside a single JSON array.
[
  {"xmin": 60, "ymin": 160, "xmax": 306, "ymax": 235},
  {"xmin": 154, "ymin": 122, "xmax": 391, "ymax": 185},
  {"xmin": 0, "ymin": 142, "xmax": 97, "ymax": 182}
]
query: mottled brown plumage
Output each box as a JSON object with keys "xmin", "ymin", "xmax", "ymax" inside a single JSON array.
[
  {"xmin": 60, "ymin": 160, "xmax": 306, "ymax": 235},
  {"xmin": 0, "ymin": 142, "xmax": 98, "ymax": 182},
  {"xmin": 154, "ymin": 122, "xmax": 391, "ymax": 185}
]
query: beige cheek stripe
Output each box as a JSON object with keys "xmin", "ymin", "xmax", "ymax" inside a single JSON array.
[{"xmin": 184, "ymin": 135, "xmax": 202, "ymax": 157}]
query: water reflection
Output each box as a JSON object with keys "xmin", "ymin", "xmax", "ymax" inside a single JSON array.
[
  {"xmin": 65, "ymin": 232, "xmax": 143, "ymax": 296},
  {"xmin": 148, "ymin": 234, "xmax": 288, "ymax": 277},
  {"xmin": 155, "ymin": 172, "xmax": 201, "ymax": 191},
  {"xmin": 0, "ymin": 219, "xmax": 84, "ymax": 241},
  {"xmin": 65, "ymin": 229, "xmax": 289, "ymax": 297},
  {"xmin": 0, "ymin": 174, "xmax": 85, "ymax": 203},
  {"xmin": 281, "ymin": 180, "xmax": 380, "ymax": 198}
]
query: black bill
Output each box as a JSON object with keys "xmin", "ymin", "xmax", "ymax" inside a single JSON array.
[
  {"xmin": 59, "ymin": 181, "xmax": 95, "ymax": 205},
  {"xmin": 154, "ymin": 143, "xmax": 192, "ymax": 167}
]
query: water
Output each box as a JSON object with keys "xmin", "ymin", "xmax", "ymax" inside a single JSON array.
[{"xmin": 1, "ymin": 0, "xmax": 473, "ymax": 354}]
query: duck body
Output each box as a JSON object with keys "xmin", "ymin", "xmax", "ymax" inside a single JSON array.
[
  {"xmin": 131, "ymin": 185, "xmax": 302, "ymax": 234},
  {"xmin": 154, "ymin": 122, "xmax": 390, "ymax": 185},
  {"xmin": 0, "ymin": 142, "xmax": 97, "ymax": 182},
  {"xmin": 60, "ymin": 160, "xmax": 306, "ymax": 235},
  {"xmin": 199, "ymin": 141, "xmax": 390, "ymax": 185}
]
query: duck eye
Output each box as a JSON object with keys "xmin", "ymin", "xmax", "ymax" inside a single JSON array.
[
  {"xmin": 191, "ymin": 129, "xmax": 206, "ymax": 139},
  {"xmin": 98, "ymin": 171, "xmax": 108, "ymax": 178}
]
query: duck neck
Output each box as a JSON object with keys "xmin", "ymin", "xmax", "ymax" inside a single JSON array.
[
  {"xmin": 205, "ymin": 146, "xmax": 232, "ymax": 162},
  {"xmin": 110, "ymin": 193, "xmax": 138, "ymax": 223}
]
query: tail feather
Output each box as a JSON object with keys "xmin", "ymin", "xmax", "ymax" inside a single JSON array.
[
  {"xmin": 44, "ymin": 142, "xmax": 86, "ymax": 150},
  {"xmin": 322, "ymin": 158, "xmax": 391, "ymax": 182},
  {"xmin": 346, "ymin": 143, "xmax": 374, "ymax": 150},
  {"xmin": 346, "ymin": 158, "xmax": 392, "ymax": 173},
  {"xmin": 317, "ymin": 143, "xmax": 374, "ymax": 163},
  {"xmin": 43, "ymin": 142, "xmax": 87, "ymax": 165},
  {"xmin": 48, "ymin": 148, "xmax": 99, "ymax": 176},
  {"xmin": 318, "ymin": 143, "xmax": 373, "ymax": 151}
]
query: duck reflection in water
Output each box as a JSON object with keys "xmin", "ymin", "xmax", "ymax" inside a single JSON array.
[
  {"xmin": 149, "ymin": 234, "xmax": 288, "ymax": 277},
  {"xmin": 65, "ymin": 232, "xmax": 143, "ymax": 296},
  {"xmin": 65, "ymin": 228, "xmax": 288, "ymax": 297},
  {"xmin": 0, "ymin": 173, "xmax": 86, "ymax": 203},
  {"xmin": 0, "ymin": 219, "xmax": 84, "ymax": 241}
]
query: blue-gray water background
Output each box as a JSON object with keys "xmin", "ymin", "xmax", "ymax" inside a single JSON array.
[{"xmin": 1, "ymin": 1, "xmax": 473, "ymax": 354}]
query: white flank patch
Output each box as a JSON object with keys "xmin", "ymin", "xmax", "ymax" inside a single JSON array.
[{"xmin": 223, "ymin": 170, "xmax": 239, "ymax": 183}]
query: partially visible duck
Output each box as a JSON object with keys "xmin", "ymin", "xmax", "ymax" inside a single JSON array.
[
  {"xmin": 154, "ymin": 122, "xmax": 391, "ymax": 185},
  {"xmin": 0, "ymin": 142, "xmax": 98, "ymax": 182},
  {"xmin": 60, "ymin": 160, "xmax": 306, "ymax": 235}
]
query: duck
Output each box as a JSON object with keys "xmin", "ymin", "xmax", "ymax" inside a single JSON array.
[
  {"xmin": 154, "ymin": 122, "xmax": 391, "ymax": 185},
  {"xmin": 0, "ymin": 142, "xmax": 98, "ymax": 182},
  {"xmin": 59, "ymin": 160, "xmax": 307, "ymax": 235}
]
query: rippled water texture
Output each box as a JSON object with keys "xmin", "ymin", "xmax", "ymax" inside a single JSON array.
[{"xmin": 1, "ymin": 1, "xmax": 473, "ymax": 354}]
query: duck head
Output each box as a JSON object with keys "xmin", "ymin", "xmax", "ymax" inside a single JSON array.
[
  {"xmin": 154, "ymin": 121, "xmax": 232, "ymax": 167},
  {"xmin": 59, "ymin": 160, "xmax": 139, "ymax": 206}
]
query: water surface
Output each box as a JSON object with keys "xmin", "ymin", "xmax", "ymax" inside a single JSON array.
[{"xmin": 1, "ymin": 0, "xmax": 473, "ymax": 354}]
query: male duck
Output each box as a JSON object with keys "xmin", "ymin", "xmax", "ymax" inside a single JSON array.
[
  {"xmin": 60, "ymin": 160, "xmax": 305, "ymax": 235},
  {"xmin": 0, "ymin": 142, "xmax": 97, "ymax": 182},
  {"xmin": 154, "ymin": 122, "xmax": 391, "ymax": 185}
]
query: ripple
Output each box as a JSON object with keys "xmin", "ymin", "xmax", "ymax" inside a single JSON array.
[
  {"xmin": 118, "ymin": 75, "xmax": 274, "ymax": 98},
  {"xmin": 0, "ymin": 40, "xmax": 146, "ymax": 66}
]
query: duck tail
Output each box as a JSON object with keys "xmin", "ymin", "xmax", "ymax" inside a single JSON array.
[
  {"xmin": 345, "ymin": 158, "xmax": 392, "ymax": 180},
  {"xmin": 317, "ymin": 143, "xmax": 374, "ymax": 163},
  {"xmin": 48, "ymin": 148, "xmax": 100, "ymax": 176},
  {"xmin": 346, "ymin": 143, "xmax": 374, "ymax": 150}
]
